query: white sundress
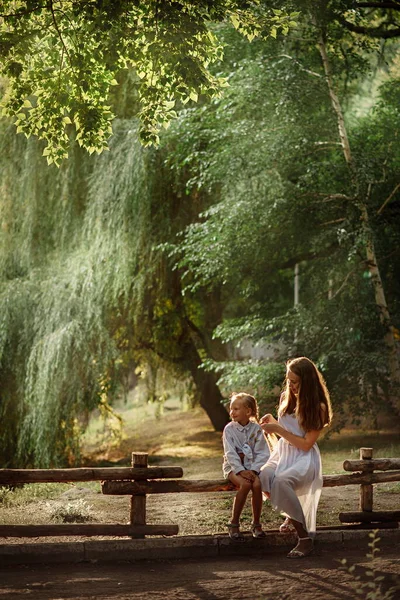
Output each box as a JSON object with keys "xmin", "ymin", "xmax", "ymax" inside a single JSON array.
[{"xmin": 259, "ymin": 413, "xmax": 323, "ymax": 537}]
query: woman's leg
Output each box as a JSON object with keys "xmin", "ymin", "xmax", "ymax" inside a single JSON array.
[
  {"xmin": 270, "ymin": 474, "xmax": 313, "ymax": 557},
  {"xmin": 259, "ymin": 464, "xmax": 276, "ymax": 496},
  {"xmin": 287, "ymin": 518, "xmax": 313, "ymax": 557}
]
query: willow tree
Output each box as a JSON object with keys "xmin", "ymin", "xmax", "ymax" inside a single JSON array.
[
  {"xmin": 0, "ymin": 97, "xmax": 234, "ymax": 466},
  {"xmin": 0, "ymin": 119, "xmax": 149, "ymax": 466}
]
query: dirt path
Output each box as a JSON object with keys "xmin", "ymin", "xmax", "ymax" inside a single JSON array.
[{"xmin": 1, "ymin": 545, "xmax": 399, "ymax": 600}]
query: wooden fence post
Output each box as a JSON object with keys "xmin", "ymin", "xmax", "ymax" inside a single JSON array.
[
  {"xmin": 360, "ymin": 447, "xmax": 373, "ymax": 512},
  {"xmin": 130, "ymin": 452, "xmax": 148, "ymax": 538}
]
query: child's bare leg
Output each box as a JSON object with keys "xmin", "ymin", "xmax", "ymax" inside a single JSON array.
[
  {"xmin": 228, "ymin": 472, "xmax": 252, "ymax": 526},
  {"xmin": 251, "ymin": 478, "xmax": 263, "ymax": 525}
]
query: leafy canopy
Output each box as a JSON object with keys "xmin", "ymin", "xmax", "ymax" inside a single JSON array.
[
  {"xmin": 163, "ymin": 23, "xmax": 400, "ymax": 421},
  {"xmin": 0, "ymin": 0, "xmax": 297, "ymax": 165}
]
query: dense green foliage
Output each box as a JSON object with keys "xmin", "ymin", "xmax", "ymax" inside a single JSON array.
[
  {"xmin": 0, "ymin": 3, "xmax": 399, "ymax": 466},
  {"xmin": 1, "ymin": 1, "xmax": 400, "ymax": 164},
  {"xmin": 163, "ymin": 27, "xmax": 400, "ymax": 424},
  {"xmin": 0, "ymin": 120, "xmax": 150, "ymax": 465},
  {"xmin": 0, "ymin": 0, "xmax": 297, "ymax": 164}
]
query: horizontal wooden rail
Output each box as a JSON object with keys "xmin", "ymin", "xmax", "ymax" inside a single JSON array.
[
  {"xmin": 0, "ymin": 466, "xmax": 183, "ymax": 484},
  {"xmin": 102, "ymin": 470, "xmax": 400, "ymax": 495},
  {"xmin": 339, "ymin": 511, "xmax": 400, "ymax": 523},
  {"xmin": 322, "ymin": 471, "xmax": 400, "ymax": 487},
  {"xmin": 0, "ymin": 524, "xmax": 178, "ymax": 538},
  {"xmin": 102, "ymin": 479, "xmax": 235, "ymax": 495},
  {"xmin": 343, "ymin": 458, "xmax": 400, "ymax": 472}
]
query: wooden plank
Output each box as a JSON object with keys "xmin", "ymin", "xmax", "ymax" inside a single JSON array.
[
  {"xmin": 322, "ymin": 470, "xmax": 400, "ymax": 487},
  {"xmin": 360, "ymin": 447, "xmax": 373, "ymax": 511},
  {"xmin": 0, "ymin": 524, "xmax": 179, "ymax": 538},
  {"xmin": 103, "ymin": 479, "xmax": 240, "ymax": 495},
  {"xmin": 343, "ymin": 458, "xmax": 400, "ymax": 472},
  {"xmin": 102, "ymin": 471, "xmax": 400, "ymax": 495},
  {"xmin": 0, "ymin": 466, "xmax": 183, "ymax": 484},
  {"xmin": 130, "ymin": 452, "xmax": 147, "ymax": 539},
  {"xmin": 339, "ymin": 511, "xmax": 400, "ymax": 523}
]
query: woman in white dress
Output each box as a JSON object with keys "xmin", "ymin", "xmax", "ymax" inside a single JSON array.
[{"xmin": 259, "ymin": 357, "xmax": 332, "ymax": 558}]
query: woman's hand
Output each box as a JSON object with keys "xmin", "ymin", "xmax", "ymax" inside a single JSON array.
[
  {"xmin": 260, "ymin": 413, "xmax": 278, "ymax": 425},
  {"xmin": 261, "ymin": 423, "xmax": 279, "ymax": 434}
]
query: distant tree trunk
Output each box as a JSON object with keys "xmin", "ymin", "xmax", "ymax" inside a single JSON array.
[
  {"xmin": 192, "ymin": 359, "xmax": 230, "ymax": 431},
  {"xmin": 165, "ymin": 271, "xmax": 230, "ymax": 432},
  {"xmin": 317, "ymin": 32, "xmax": 400, "ymax": 414},
  {"xmin": 181, "ymin": 336, "xmax": 229, "ymax": 430}
]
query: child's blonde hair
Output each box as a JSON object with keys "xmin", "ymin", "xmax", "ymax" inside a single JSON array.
[{"xmin": 230, "ymin": 392, "xmax": 259, "ymax": 421}]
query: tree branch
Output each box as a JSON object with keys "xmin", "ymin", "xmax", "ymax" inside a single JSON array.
[
  {"xmin": 341, "ymin": 18, "xmax": 400, "ymax": 38},
  {"xmin": 276, "ymin": 54, "xmax": 323, "ymax": 78},
  {"xmin": 355, "ymin": 2, "xmax": 400, "ymax": 10},
  {"xmin": 0, "ymin": 3, "xmax": 46, "ymax": 19},
  {"xmin": 301, "ymin": 192, "xmax": 353, "ymax": 203},
  {"xmin": 320, "ymin": 218, "xmax": 347, "ymax": 226},
  {"xmin": 377, "ymin": 182, "xmax": 400, "ymax": 214}
]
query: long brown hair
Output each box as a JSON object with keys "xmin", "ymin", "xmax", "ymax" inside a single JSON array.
[{"xmin": 279, "ymin": 357, "xmax": 333, "ymax": 432}]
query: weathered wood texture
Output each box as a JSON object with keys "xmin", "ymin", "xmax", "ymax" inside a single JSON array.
[
  {"xmin": 102, "ymin": 471, "xmax": 400, "ymax": 495},
  {"xmin": 0, "ymin": 524, "xmax": 178, "ymax": 538},
  {"xmin": 360, "ymin": 447, "xmax": 373, "ymax": 511},
  {"xmin": 102, "ymin": 479, "xmax": 236, "ymax": 495},
  {"xmin": 130, "ymin": 452, "xmax": 147, "ymax": 539},
  {"xmin": 343, "ymin": 458, "xmax": 400, "ymax": 472},
  {"xmin": 339, "ymin": 511, "xmax": 400, "ymax": 523},
  {"xmin": 0, "ymin": 467, "xmax": 183, "ymax": 484},
  {"xmin": 323, "ymin": 471, "xmax": 400, "ymax": 487}
]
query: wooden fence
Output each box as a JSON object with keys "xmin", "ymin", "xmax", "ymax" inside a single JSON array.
[{"xmin": 0, "ymin": 447, "xmax": 399, "ymax": 538}]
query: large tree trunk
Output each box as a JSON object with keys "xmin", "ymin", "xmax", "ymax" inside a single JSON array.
[
  {"xmin": 183, "ymin": 335, "xmax": 230, "ymax": 431},
  {"xmin": 317, "ymin": 33, "xmax": 400, "ymax": 414},
  {"xmin": 167, "ymin": 271, "xmax": 230, "ymax": 432}
]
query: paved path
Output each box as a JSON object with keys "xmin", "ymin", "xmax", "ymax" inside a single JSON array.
[{"xmin": 0, "ymin": 544, "xmax": 399, "ymax": 600}]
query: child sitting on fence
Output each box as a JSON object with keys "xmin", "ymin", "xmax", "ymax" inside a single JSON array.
[{"xmin": 222, "ymin": 392, "xmax": 270, "ymax": 541}]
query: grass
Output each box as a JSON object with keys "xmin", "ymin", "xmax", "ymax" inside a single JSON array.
[
  {"xmin": 0, "ymin": 482, "xmax": 71, "ymax": 508},
  {"xmin": 319, "ymin": 431, "xmax": 400, "ymax": 474},
  {"xmin": 48, "ymin": 499, "xmax": 94, "ymax": 523}
]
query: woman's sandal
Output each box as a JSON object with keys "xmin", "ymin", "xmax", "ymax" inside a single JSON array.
[
  {"xmin": 279, "ymin": 517, "xmax": 295, "ymax": 534},
  {"xmin": 227, "ymin": 523, "xmax": 245, "ymax": 542},
  {"xmin": 287, "ymin": 536, "xmax": 314, "ymax": 559},
  {"xmin": 251, "ymin": 522, "xmax": 267, "ymax": 538}
]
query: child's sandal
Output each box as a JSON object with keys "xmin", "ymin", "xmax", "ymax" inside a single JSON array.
[
  {"xmin": 227, "ymin": 523, "xmax": 245, "ymax": 542},
  {"xmin": 251, "ymin": 522, "xmax": 267, "ymax": 538}
]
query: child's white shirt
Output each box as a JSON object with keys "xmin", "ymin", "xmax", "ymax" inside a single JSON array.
[{"xmin": 222, "ymin": 420, "xmax": 270, "ymax": 478}]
